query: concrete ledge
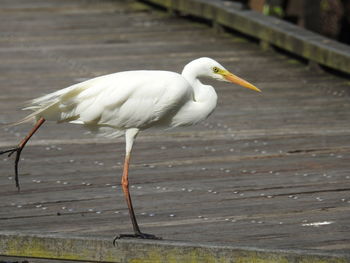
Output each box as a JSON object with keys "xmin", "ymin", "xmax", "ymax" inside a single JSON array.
[
  {"xmin": 0, "ymin": 232, "xmax": 349, "ymax": 263},
  {"xmin": 141, "ymin": 0, "xmax": 350, "ymax": 75}
]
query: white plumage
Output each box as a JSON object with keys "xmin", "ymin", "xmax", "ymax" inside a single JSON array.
[
  {"xmin": 3, "ymin": 57, "xmax": 260, "ymax": 239},
  {"xmin": 20, "ymin": 57, "xmax": 259, "ymax": 138},
  {"xmin": 24, "ymin": 71, "xmax": 192, "ymax": 137}
]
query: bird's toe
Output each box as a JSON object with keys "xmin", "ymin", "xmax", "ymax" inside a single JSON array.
[{"xmin": 113, "ymin": 232, "xmax": 162, "ymax": 245}]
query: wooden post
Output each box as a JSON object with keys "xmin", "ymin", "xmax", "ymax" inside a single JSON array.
[
  {"xmin": 249, "ymin": 0, "xmax": 265, "ymax": 12},
  {"xmin": 304, "ymin": 0, "xmax": 321, "ymax": 33}
]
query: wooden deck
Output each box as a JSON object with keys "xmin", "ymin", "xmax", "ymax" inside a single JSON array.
[{"xmin": 0, "ymin": 0, "xmax": 350, "ymax": 260}]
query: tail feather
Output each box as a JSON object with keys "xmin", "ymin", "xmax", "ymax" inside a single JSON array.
[
  {"xmin": 6, "ymin": 102, "xmax": 58, "ymax": 127},
  {"xmin": 5, "ymin": 112, "xmax": 40, "ymax": 127},
  {"xmin": 5, "ymin": 78, "xmax": 94, "ymax": 127}
]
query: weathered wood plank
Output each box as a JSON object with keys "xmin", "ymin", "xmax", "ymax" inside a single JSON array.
[
  {"xmin": 142, "ymin": 0, "xmax": 350, "ymax": 74},
  {"xmin": 1, "ymin": 232, "xmax": 349, "ymax": 263},
  {"xmin": 0, "ymin": 0, "xmax": 349, "ymax": 260}
]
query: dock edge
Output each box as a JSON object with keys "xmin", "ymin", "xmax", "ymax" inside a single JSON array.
[{"xmin": 0, "ymin": 231, "xmax": 349, "ymax": 262}]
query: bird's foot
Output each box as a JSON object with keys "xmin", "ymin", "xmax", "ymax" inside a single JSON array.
[
  {"xmin": 113, "ymin": 232, "xmax": 161, "ymax": 245},
  {"xmin": 0, "ymin": 146, "xmax": 23, "ymax": 190},
  {"xmin": 0, "ymin": 147, "xmax": 20, "ymax": 157}
]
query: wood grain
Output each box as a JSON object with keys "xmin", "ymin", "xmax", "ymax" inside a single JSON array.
[{"xmin": 0, "ymin": 0, "xmax": 349, "ymax": 257}]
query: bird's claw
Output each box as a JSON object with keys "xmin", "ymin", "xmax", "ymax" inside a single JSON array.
[
  {"xmin": 113, "ymin": 232, "xmax": 161, "ymax": 246},
  {"xmin": 0, "ymin": 147, "xmax": 20, "ymax": 157},
  {"xmin": 0, "ymin": 146, "xmax": 23, "ymax": 190}
]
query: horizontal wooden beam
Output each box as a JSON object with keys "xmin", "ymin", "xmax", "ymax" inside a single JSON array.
[
  {"xmin": 0, "ymin": 232, "xmax": 349, "ymax": 263},
  {"xmin": 141, "ymin": 0, "xmax": 350, "ymax": 74}
]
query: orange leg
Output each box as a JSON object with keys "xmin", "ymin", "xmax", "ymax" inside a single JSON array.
[
  {"xmin": 113, "ymin": 128, "xmax": 161, "ymax": 244},
  {"xmin": 0, "ymin": 117, "xmax": 46, "ymax": 190},
  {"xmin": 121, "ymin": 153, "xmax": 141, "ymax": 234}
]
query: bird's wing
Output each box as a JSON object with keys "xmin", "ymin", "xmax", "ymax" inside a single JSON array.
[
  {"xmin": 23, "ymin": 71, "xmax": 191, "ymax": 131},
  {"xmin": 93, "ymin": 71, "xmax": 191, "ymax": 128},
  {"xmin": 20, "ymin": 76, "xmax": 106, "ymax": 124}
]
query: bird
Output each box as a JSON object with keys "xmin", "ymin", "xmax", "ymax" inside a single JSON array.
[{"xmin": 0, "ymin": 57, "xmax": 261, "ymax": 242}]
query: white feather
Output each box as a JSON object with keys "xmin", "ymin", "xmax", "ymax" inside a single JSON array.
[{"xmin": 16, "ymin": 57, "xmax": 257, "ymax": 138}]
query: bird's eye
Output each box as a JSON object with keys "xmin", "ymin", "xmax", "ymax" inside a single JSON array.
[{"xmin": 213, "ymin": 67, "xmax": 219, "ymax": 73}]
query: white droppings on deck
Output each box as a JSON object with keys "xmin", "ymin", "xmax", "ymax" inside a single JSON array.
[{"xmin": 302, "ymin": 221, "xmax": 334, "ymax": 227}]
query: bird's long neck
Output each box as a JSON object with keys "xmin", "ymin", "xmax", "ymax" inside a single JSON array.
[
  {"xmin": 182, "ymin": 62, "xmax": 217, "ymax": 101},
  {"xmin": 179, "ymin": 63, "xmax": 218, "ymax": 124}
]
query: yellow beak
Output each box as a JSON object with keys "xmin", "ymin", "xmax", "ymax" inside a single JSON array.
[{"xmin": 223, "ymin": 71, "xmax": 261, "ymax": 92}]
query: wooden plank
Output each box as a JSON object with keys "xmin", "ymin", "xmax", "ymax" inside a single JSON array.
[
  {"xmin": 0, "ymin": 255, "xmax": 86, "ymax": 263},
  {"xmin": 0, "ymin": 0, "xmax": 349, "ymax": 260},
  {"xmin": 142, "ymin": 0, "xmax": 350, "ymax": 74},
  {"xmin": 0, "ymin": 232, "xmax": 349, "ymax": 263}
]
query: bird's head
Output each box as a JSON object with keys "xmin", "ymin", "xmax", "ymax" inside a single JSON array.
[{"xmin": 185, "ymin": 57, "xmax": 261, "ymax": 92}]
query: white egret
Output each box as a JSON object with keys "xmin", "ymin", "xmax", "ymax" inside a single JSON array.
[{"xmin": 0, "ymin": 57, "xmax": 260, "ymax": 241}]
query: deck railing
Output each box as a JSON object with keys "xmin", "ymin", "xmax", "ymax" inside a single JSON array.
[{"xmin": 141, "ymin": 0, "xmax": 350, "ymax": 75}]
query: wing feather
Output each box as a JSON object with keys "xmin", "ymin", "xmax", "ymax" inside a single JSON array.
[{"xmin": 16, "ymin": 71, "xmax": 191, "ymax": 137}]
